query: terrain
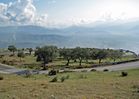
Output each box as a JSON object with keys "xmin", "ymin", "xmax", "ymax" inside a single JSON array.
[
  {"xmin": 0, "ymin": 20, "xmax": 139, "ymax": 52},
  {"xmin": 0, "ymin": 69, "xmax": 139, "ymax": 99}
]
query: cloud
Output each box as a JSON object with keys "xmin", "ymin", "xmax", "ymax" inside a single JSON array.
[
  {"xmin": 48, "ymin": 0, "xmax": 56, "ymax": 4},
  {"xmin": 0, "ymin": 0, "xmax": 48, "ymax": 26}
]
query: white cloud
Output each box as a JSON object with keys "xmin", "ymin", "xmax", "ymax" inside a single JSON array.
[{"xmin": 0, "ymin": 0, "xmax": 48, "ymax": 26}]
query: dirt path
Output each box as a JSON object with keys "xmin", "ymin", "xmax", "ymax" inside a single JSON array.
[{"xmin": 0, "ymin": 61, "xmax": 139, "ymax": 74}]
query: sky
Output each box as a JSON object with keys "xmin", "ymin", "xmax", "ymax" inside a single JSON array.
[{"xmin": 0, "ymin": 0, "xmax": 139, "ymax": 27}]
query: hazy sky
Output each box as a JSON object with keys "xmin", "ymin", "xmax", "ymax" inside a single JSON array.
[{"xmin": 0, "ymin": 0, "xmax": 139, "ymax": 26}]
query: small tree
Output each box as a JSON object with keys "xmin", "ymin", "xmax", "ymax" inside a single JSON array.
[
  {"xmin": 35, "ymin": 46, "xmax": 58, "ymax": 70},
  {"xmin": 28, "ymin": 48, "xmax": 33, "ymax": 55},
  {"xmin": 59, "ymin": 48, "xmax": 73, "ymax": 66},
  {"xmin": 108, "ymin": 50, "xmax": 123, "ymax": 62},
  {"xmin": 96, "ymin": 49, "xmax": 108, "ymax": 64},
  {"xmin": 8, "ymin": 45, "xmax": 17, "ymax": 55},
  {"xmin": 17, "ymin": 51, "xmax": 25, "ymax": 62},
  {"xmin": 73, "ymin": 47, "xmax": 86, "ymax": 66}
]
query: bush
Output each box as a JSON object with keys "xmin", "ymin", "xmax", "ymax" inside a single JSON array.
[
  {"xmin": 0, "ymin": 76, "xmax": 4, "ymax": 80},
  {"xmin": 103, "ymin": 69, "xmax": 109, "ymax": 72},
  {"xmin": 60, "ymin": 76, "xmax": 65, "ymax": 82},
  {"xmin": 24, "ymin": 71, "xmax": 32, "ymax": 78},
  {"xmin": 50, "ymin": 76, "xmax": 57, "ymax": 82},
  {"xmin": 90, "ymin": 69, "xmax": 97, "ymax": 72},
  {"xmin": 121, "ymin": 72, "xmax": 128, "ymax": 77},
  {"xmin": 48, "ymin": 69, "xmax": 57, "ymax": 76}
]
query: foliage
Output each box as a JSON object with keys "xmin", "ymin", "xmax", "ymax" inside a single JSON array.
[
  {"xmin": 103, "ymin": 69, "xmax": 109, "ymax": 72},
  {"xmin": 8, "ymin": 45, "xmax": 17, "ymax": 55},
  {"xmin": 48, "ymin": 69, "xmax": 57, "ymax": 76},
  {"xmin": 59, "ymin": 48, "xmax": 73, "ymax": 66},
  {"xmin": 0, "ymin": 76, "xmax": 4, "ymax": 80},
  {"xmin": 121, "ymin": 71, "xmax": 128, "ymax": 77},
  {"xmin": 35, "ymin": 46, "xmax": 58, "ymax": 69},
  {"xmin": 50, "ymin": 76, "xmax": 58, "ymax": 82},
  {"xmin": 17, "ymin": 51, "xmax": 25, "ymax": 61},
  {"xmin": 60, "ymin": 76, "xmax": 65, "ymax": 82},
  {"xmin": 108, "ymin": 49, "xmax": 123, "ymax": 62}
]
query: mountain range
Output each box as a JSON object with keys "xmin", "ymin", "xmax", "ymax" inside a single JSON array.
[{"xmin": 0, "ymin": 20, "xmax": 139, "ymax": 52}]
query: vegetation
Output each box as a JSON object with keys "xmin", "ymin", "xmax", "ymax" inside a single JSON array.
[
  {"xmin": 8, "ymin": 45, "xmax": 17, "ymax": 55},
  {"xmin": 121, "ymin": 71, "xmax": 128, "ymax": 77},
  {"xmin": 17, "ymin": 51, "xmax": 25, "ymax": 62},
  {"xmin": 35, "ymin": 46, "xmax": 58, "ymax": 70},
  {"xmin": 0, "ymin": 45, "xmax": 138, "ymax": 70},
  {"xmin": 0, "ymin": 69, "xmax": 138, "ymax": 99}
]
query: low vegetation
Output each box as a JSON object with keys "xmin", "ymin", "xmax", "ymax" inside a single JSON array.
[{"xmin": 0, "ymin": 69, "xmax": 139, "ymax": 99}]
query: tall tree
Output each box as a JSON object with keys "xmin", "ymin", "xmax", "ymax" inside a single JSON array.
[
  {"xmin": 17, "ymin": 51, "xmax": 25, "ymax": 62},
  {"xmin": 96, "ymin": 49, "xmax": 108, "ymax": 64},
  {"xmin": 35, "ymin": 46, "xmax": 58, "ymax": 70},
  {"xmin": 8, "ymin": 45, "xmax": 17, "ymax": 55},
  {"xmin": 108, "ymin": 49, "xmax": 123, "ymax": 62},
  {"xmin": 73, "ymin": 47, "xmax": 86, "ymax": 66},
  {"xmin": 28, "ymin": 48, "xmax": 33, "ymax": 55},
  {"xmin": 59, "ymin": 48, "xmax": 73, "ymax": 66}
]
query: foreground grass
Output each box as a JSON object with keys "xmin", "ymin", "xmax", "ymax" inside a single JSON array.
[{"xmin": 0, "ymin": 69, "xmax": 139, "ymax": 99}]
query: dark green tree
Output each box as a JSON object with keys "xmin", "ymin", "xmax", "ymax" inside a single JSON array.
[
  {"xmin": 35, "ymin": 46, "xmax": 58, "ymax": 70},
  {"xmin": 108, "ymin": 49, "xmax": 123, "ymax": 62},
  {"xmin": 8, "ymin": 45, "xmax": 17, "ymax": 55},
  {"xmin": 17, "ymin": 51, "xmax": 25, "ymax": 62},
  {"xmin": 28, "ymin": 48, "xmax": 33, "ymax": 55},
  {"xmin": 59, "ymin": 48, "xmax": 73, "ymax": 66},
  {"xmin": 73, "ymin": 47, "xmax": 86, "ymax": 66}
]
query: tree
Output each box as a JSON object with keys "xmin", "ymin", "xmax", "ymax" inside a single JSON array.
[
  {"xmin": 73, "ymin": 47, "xmax": 86, "ymax": 66},
  {"xmin": 59, "ymin": 48, "xmax": 73, "ymax": 66},
  {"xmin": 17, "ymin": 51, "xmax": 25, "ymax": 62},
  {"xmin": 28, "ymin": 48, "xmax": 33, "ymax": 55},
  {"xmin": 8, "ymin": 45, "xmax": 17, "ymax": 55},
  {"xmin": 35, "ymin": 46, "xmax": 58, "ymax": 70},
  {"xmin": 108, "ymin": 49, "xmax": 123, "ymax": 62},
  {"xmin": 95, "ymin": 49, "xmax": 108, "ymax": 64}
]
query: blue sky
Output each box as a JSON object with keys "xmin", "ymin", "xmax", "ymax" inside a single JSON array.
[{"xmin": 0, "ymin": 0, "xmax": 139, "ymax": 27}]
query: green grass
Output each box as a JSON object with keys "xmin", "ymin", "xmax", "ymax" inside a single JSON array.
[
  {"xmin": 0, "ymin": 69, "xmax": 139, "ymax": 99},
  {"xmin": 0, "ymin": 54, "xmax": 137, "ymax": 69}
]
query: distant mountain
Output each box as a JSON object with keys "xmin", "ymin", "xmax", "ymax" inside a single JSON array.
[{"xmin": 0, "ymin": 20, "xmax": 139, "ymax": 52}]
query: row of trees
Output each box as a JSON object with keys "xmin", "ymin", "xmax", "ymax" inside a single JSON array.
[
  {"xmin": 35, "ymin": 46, "xmax": 124, "ymax": 67},
  {"xmin": 8, "ymin": 45, "xmax": 33, "ymax": 55}
]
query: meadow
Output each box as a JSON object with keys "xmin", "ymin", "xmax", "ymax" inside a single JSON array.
[{"xmin": 0, "ymin": 69, "xmax": 139, "ymax": 99}]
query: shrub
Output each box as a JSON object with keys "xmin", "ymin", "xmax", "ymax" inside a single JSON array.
[
  {"xmin": 103, "ymin": 69, "xmax": 109, "ymax": 72},
  {"xmin": 121, "ymin": 72, "xmax": 128, "ymax": 77},
  {"xmin": 48, "ymin": 69, "xmax": 57, "ymax": 76},
  {"xmin": 0, "ymin": 76, "xmax": 4, "ymax": 80},
  {"xmin": 50, "ymin": 76, "xmax": 57, "ymax": 82},
  {"xmin": 133, "ymin": 85, "xmax": 139, "ymax": 93},
  {"xmin": 60, "ymin": 76, "xmax": 65, "ymax": 82},
  {"xmin": 90, "ymin": 69, "xmax": 97, "ymax": 72},
  {"xmin": 24, "ymin": 71, "xmax": 32, "ymax": 78}
]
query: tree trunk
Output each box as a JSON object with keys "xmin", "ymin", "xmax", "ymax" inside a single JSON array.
[
  {"xmin": 79, "ymin": 59, "xmax": 82, "ymax": 66},
  {"xmin": 66, "ymin": 59, "xmax": 70, "ymax": 66},
  {"xmin": 99, "ymin": 59, "xmax": 101, "ymax": 64},
  {"xmin": 113, "ymin": 59, "xmax": 116, "ymax": 63}
]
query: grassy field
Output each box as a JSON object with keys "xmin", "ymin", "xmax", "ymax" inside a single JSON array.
[
  {"xmin": 0, "ymin": 53, "xmax": 137, "ymax": 69},
  {"xmin": 0, "ymin": 69, "xmax": 139, "ymax": 99}
]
